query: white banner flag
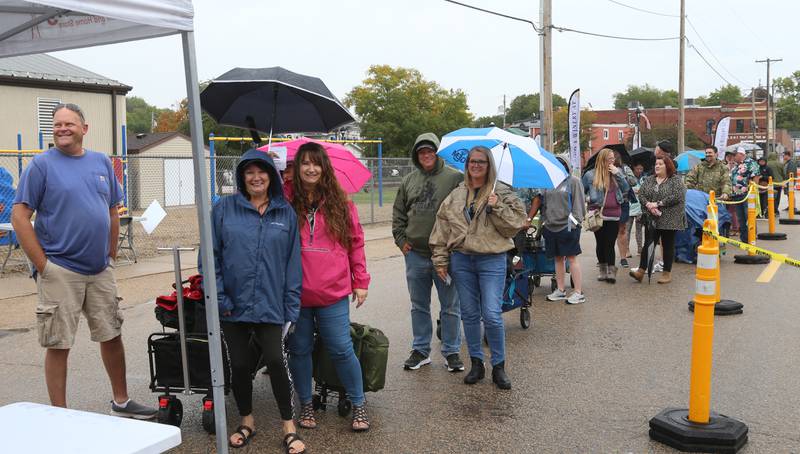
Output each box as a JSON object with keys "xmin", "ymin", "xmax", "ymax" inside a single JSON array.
[
  {"xmin": 714, "ymin": 116, "xmax": 731, "ymax": 159},
  {"xmin": 567, "ymin": 89, "xmax": 581, "ymax": 172},
  {"xmin": 632, "ymin": 125, "xmax": 640, "ymax": 151}
]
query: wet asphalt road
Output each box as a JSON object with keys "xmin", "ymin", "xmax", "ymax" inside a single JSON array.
[{"xmin": 1, "ymin": 221, "xmax": 800, "ymax": 453}]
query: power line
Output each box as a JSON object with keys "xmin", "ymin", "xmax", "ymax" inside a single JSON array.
[
  {"xmin": 606, "ymin": 0, "xmax": 679, "ymax": 18},
  {"xmin": 442, "ymin": 0, "xmax": 540, "ymax": 32},
  {"xmin": 685, "ymin": 17, "xmax": 748, "ymax": 86},
  {"xmin": 552, "ymin": 25, "xmax": 679, "ymax": 41},
  {"xmin": 686, "ymin": 38, "xmax": 732, "ymax": 86}
]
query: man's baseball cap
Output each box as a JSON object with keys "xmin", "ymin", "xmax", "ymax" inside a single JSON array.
[
  {"xmin": 415, "ymin": 142, "xmax": 437, "ymax": 152},
  {"xmin": 736, "ymin": 147, "xmax": 746, "ymax": 154}
]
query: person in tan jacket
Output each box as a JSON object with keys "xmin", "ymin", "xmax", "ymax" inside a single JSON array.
[{"xmin": 430, "ymin": 145, "xmax": 526, "ymax": 390}]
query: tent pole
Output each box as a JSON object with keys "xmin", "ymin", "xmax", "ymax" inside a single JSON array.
[{"xmin": 181, "ymin": 31, "xmax": 229, "ymax": 454}]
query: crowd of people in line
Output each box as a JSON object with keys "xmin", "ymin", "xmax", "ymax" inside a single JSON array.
[{"xmin": 11, "ymin": 101, "xmax": 800, "ymax": 453}]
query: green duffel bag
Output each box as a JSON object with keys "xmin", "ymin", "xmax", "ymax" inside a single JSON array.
[{"xmin": 312, "ymin": 322, "xmax": 389, "ymax": 393}]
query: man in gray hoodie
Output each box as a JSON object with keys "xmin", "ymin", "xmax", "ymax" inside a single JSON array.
[{"xmin": 393, "ymin": 133, "xmax": 464, "ymax": 372}]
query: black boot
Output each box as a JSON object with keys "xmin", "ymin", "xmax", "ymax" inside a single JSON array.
[
  {"xmin": 463, "ymin": 357, "xmax": 485, "ymax": 384},
  {"xmin": 492, "ymin": 361, "xmax": 512, "ymax": 390}
]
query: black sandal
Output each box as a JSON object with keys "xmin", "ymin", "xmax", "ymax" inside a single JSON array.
[
  {"xmin": 351, "ymin": 404, "xmax": 370, "ymax": 432},
  {"xmin": 298, "ymin": 402, "xmax": 316, "ymax": 429},
  {"xmin": 283, "ymin": 432, "xmax": 306, "ymax": 454},
  {"xmin": 229, "ymin": 425, "xmax": 256, "ymax": 449}
]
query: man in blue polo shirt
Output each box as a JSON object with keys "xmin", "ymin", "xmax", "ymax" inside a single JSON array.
[{"xmin": 11, "ymin": 103, "xmax": 155, "ymax": 419}]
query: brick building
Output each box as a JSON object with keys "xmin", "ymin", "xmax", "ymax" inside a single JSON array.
[{"xmin": 588, "ymin": 101, "xmax": 770, "ymax": 153}]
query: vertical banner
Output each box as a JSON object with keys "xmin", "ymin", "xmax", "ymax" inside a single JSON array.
[
  {"xmin": 567, "ymin": 89, "xmax": 581, "ymax": 173},
  {"xmin": 632, "ymin": 125, "xmax": 641, "ymax": 151},
  {"xmin": 714, "ymin": 116, "xmax": 731, "ymax": 159}
]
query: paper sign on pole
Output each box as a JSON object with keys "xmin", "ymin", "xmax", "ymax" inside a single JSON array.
[
  {"xmin": 139, "ymin": 200, "xmax": 167, "ymax": 235},
  {"xmin": 567, "ymin": 89, "xmax": 581, "ymax": 172},
  {"xmin": 714, "ymin": 116, "xmax": 731, "ymax": 159},
  {"xmin": 268, "ymin": 146, "xmax": 288, "ymax": 171}
]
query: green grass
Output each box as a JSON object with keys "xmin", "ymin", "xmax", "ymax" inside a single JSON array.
[{"xmin": 351, "ymin": 187, "xmax": 398, "ymax": 205}]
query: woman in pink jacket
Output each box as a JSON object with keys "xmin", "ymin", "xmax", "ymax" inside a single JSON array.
[{"xmin": 286, "ymin": 142, "xmax": 371, "ymax": 432}]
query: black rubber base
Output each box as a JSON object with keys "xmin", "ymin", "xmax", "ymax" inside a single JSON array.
[
  {"xmin": 756, "ymin": 232, "xmax": 787, "ymax": 240},
  {"xmin": 733, "ymin": 254, "xmax": 770, "ymax": 265},
  {"xmin": 779, "ymin": 218, "xmax": 800, "ymax": 225},
  {"xmin": 649, "ymin": 407, "xmax": 748, "ymax": 453},
  {"xmin": 688, "ymin": 300, "xmax": 743, "ymax": 316}
]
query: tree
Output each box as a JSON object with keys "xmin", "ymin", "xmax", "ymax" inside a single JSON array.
[
  {"xmin": 774, "ymin": 71, "xmax": 800, "ymax": 131},
  {"xmin": 613, "ymin": 84, "xmax": 679, "ymax": 109},
  {"xmin": 700, "ymin": 84, "xmax": 743, "ymax": 106},
  {"xmin": 126, "ymin": 96, "xmax": 158, "ymax": 133},
  {"xmin": 552, "ymin": 108, "xmax": 595, "ymax": 154},
  {"xmin": 153, "ymin": 102, "xmax": 186, "ymax": 133},
  {"xmin": 344, "ymin": 65, "xmax": 473, "ymax": 157},
  {"xmin": 505, "ymin": 93, "xmax": 567, "ymax": 123},
  {"xmin": 472, "ymin": 114, "xmax": 504, "ymax": 128}
]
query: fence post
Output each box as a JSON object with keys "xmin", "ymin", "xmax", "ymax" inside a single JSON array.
[
  {"xmin": 38, "ymin": 130, "xmax": 43, "ymax": 150},
  {"xmin": 377, "ymin": 139, "xmax": 383, "ymax": 207},
  {"xmin": 369, "ymin": 159, "xmax": 375, "ymax": 224},
  {"xmin": 16, "ymin": 132, "xmax": 22, "ymax": 178},
  {"xmin": 122, "ymin": 125, "xmax": 128, "ymax": 208},
  {"xmin": 209, "ymin": 133, "xmax": 217, "ymax": 203}
]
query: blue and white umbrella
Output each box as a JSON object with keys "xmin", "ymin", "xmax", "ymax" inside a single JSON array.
[
  {"xmin": 438, "ymin": 127, "xmax": 567, "ymax": 189},
  {"xmin": 675, "ymin": 150, "xmax": 706, "ymax": 173}
]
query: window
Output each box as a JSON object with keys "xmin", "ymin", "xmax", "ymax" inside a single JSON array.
[
  {"xmin": 603, "ymin": 129, "xmax": 609, "ymax": 140},
  {"xmin": 735, "ymin": 119, "xmax": 744, "ymax": 133},
  {"xmin": 37, "ymin": 97, "xmax": 61, "ymax": 138},
  {"xmin": 618, "ymin": 131, "xmax": 624, "ymax": 141}
]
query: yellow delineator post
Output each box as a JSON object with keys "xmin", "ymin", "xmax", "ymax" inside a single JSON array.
[
  {"xmin": 650, "ymin": 217, "xmax": 747, "ymax": 453},
  {"xmin": 782, "ymin": 173, "xmax": 800, "ymax": 225},
  {"xmin": 759, "ymin": 177, "xmax": 788, "ymax": 239},
  {"xmin": 689, "ymin": 218, "xmax": 719, "ymax": 423},
  {"xmin": 735, "ymin": 184, "xmax": 769, "ymax": 263}
]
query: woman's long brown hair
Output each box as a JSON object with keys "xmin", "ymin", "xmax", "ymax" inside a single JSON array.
[{"xmin": 291, "ymin": 142, "xmax": 351, "ymax": 249}]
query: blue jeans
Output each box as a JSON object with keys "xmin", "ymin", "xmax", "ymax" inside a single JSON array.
[
  {"xmin": 288, "ymin": 298, "xmax": 365, "ymax": 406},
  {"xmin": 735, "ymin": 201, "xmax": 751, "ymax": 244},
  {"xmin": 449, "ymin": 252, "xmax": 506, "ymax": 366},
  {"xmin": 405, "ymin": 250, "xmax": 461, "ymax": 357}
]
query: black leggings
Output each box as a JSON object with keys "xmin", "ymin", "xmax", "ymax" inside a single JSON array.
[
  {"xmin": 593, "ymin": 220, "xmax": 619, "ymax": 265},
  {"xmin": 639, "ymin": 228, "xmax": 677, "ymax": 272},
  {"xmin": 221, "ymin": 322, "xmax": 294, "ymax": 420}
]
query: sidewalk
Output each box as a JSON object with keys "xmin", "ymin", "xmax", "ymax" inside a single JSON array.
[{"xmin": 0, "ymin": 222, "xmax": 394, "ymax": 301}]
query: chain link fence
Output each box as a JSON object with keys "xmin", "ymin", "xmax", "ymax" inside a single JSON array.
[{"xmin": 0, "ymin": 152, "xmax": 415, "ymax": 271}]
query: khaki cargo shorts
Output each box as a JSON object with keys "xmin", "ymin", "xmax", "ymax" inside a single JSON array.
[{"xmin": 35, "ymin": 259, "xmax": 123, "ymax": 349}]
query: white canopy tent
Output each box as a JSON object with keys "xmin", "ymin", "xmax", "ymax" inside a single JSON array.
[{"xmin": 0, "ymin": 1, "xmax": 228, "ymax": 452}]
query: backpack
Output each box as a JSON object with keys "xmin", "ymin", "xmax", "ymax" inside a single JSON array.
[{"xmin": 313, "ymin": 322, "xmax": 389, "ymax": 393}]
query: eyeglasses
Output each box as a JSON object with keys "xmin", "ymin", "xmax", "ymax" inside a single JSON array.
[{"xmin": 468, "ymin": 160, "xmax": 489, "ymax": 166}]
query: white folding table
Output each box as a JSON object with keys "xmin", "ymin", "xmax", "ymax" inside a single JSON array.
[{"xmin": 0, "ymin": 402, "xmax": 181, "ymax": 454}]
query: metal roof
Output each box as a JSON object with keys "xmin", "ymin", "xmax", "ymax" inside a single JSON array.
[{"xmin": 0, "ymin": 53, "xmax": 131, "ymax": 91}]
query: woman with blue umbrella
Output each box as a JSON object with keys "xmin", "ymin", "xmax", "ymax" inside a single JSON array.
[{"xmin": 429, "ymin": 146, "xmax": 526, "ymax": 390}]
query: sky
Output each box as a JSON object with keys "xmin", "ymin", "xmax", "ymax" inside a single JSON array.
[{"xmin": 52, "ymin": 0, "xmax": 800, "ymax": 118}]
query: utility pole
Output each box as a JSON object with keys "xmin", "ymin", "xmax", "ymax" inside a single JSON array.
[
  {"xmin": 751, "ymin": 87, "xmax": 757, "ymax": 144},
  {"xmin": 503, "ymin": 94, "xmax": 507, "ymax": 129},
  {"xmin": 756, "ymin": 58, "xmax": 782, "ymax": 154},
  {"xmin": 540, "ymin": 0, "xmax": 553, "ymax": 152},
  {"xmin": 677, "ymin": 0, "xmax": 686, "ymax": 154}
]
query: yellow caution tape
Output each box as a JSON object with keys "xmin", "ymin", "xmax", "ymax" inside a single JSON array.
[
  {"xmin": 703, "ymin": 228, "xmax": 800, "ymax": 270},
  {"xmin": 718, "ymin": 197, "xmax": 749, "ymax": 205}
]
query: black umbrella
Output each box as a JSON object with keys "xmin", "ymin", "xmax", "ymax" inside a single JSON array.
[
  {"xmin": 200, "ymin": 67, "xmax": 355, "ymax": 142},
  {"xmin": 629, "ymin": 147, "xmax": 655, "ymax": 173},
  {"xmin": 583, "ymin": 143, "xmax": 630, "ymax": 175}
]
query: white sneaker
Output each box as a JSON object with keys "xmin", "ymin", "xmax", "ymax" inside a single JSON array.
[
  {"xmin": 566, "ymin": 292, "xmax": 586, "ymax": 305},
  {"xmin": 546, "ymin": 289, "xmax": 568, "ymax": 301},
  {"xmin": 653, "ymin": 261, "xmax": 664, "ymax": 273}
]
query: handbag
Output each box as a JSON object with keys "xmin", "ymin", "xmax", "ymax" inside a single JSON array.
[{"xmin": 583, "ymin": 187, "xmax": 608, "ymax": 232}]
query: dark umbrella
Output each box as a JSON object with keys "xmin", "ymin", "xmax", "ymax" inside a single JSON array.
[
  {"xmin": 583, "ymin": 143, "xmax": 630, "ymax": 175},
  {"xmin": 643, "ymin": 219, "xmax": 657, "ymax": 282},
  {"xmin": 629, "ymin": 147, "xmax": 655, "ymax": 173},
  {"xmin": 200, "ymin": 67, "xmax": 355, "ymax": 143}
]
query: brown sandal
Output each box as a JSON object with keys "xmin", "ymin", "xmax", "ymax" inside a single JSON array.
[
  {"xmin": 283, "ymin": 432, "xmax": 306, "ymax": 454},
  {"xmin": 297, "ymin": 402, "xmax": 316, "ymax": 429}
]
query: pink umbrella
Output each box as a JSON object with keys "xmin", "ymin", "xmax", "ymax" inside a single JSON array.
[{"xmin": 258, "ymin": 138, "xmax": 371, "ymax": 193}]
